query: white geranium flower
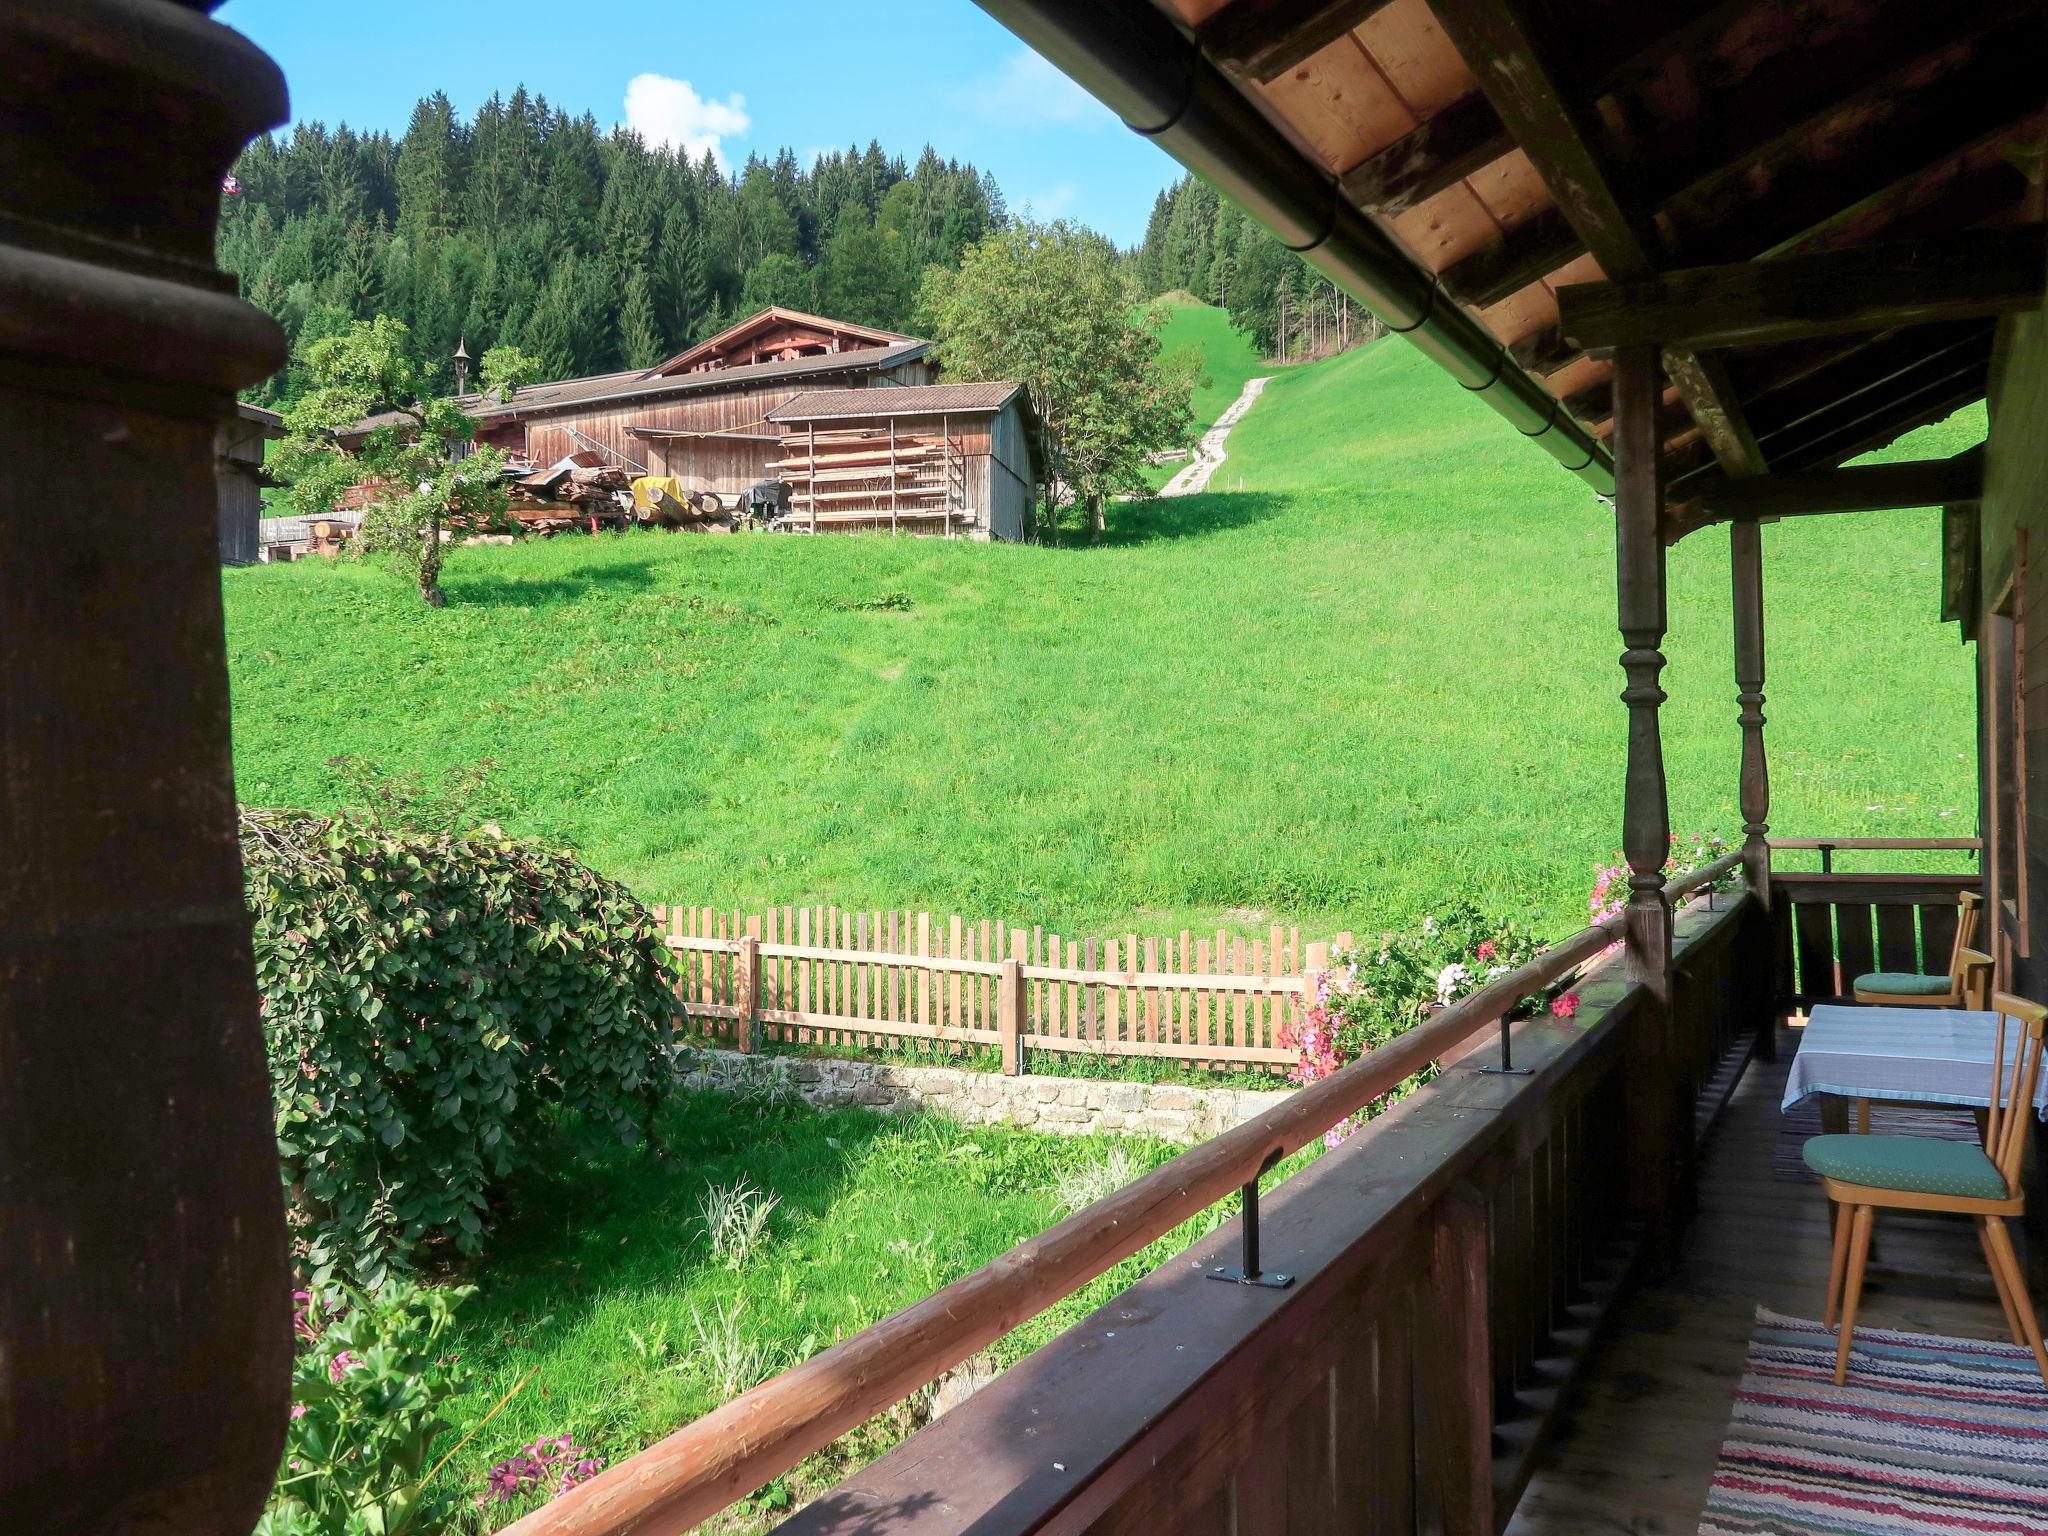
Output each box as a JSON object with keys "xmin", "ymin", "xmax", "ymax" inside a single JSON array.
[{"xmin": 1435, "ymin": 962, "xmax": 1470, "ymax": 1003}]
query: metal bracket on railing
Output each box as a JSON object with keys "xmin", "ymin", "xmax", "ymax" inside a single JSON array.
[
  {"xmin": 1479, "ymin": 1011, "xmax": 1533, "ymax": 1076},
  {"xmin": 1208, "ymin": 1151, "xmax": 1293, "ymax": 1289}
]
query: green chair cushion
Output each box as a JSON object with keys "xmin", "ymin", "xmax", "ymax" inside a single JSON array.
[
  {"xmin": 1853, "ymin": 971, "xmax": 1952, "ymax": 996},
  {"xmin": 1803, "ymin": 1133, "xmax": 2006, "ymax": 1199}
]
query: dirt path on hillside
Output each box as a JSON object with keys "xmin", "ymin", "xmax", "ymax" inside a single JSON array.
[{"xmin": 1160, "ymin": 374, "xmax": 1273, "ymax": 497}]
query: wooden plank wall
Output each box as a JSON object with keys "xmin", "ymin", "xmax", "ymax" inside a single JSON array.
[{"xmin": 653, "ymin": 904, "xmax": 1351, "ymax": 1071}]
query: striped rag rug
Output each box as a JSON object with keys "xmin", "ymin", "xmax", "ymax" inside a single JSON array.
[{"xmin": 1701, "ymin": 1309, "xmax": 2048, "ymax": 1534}]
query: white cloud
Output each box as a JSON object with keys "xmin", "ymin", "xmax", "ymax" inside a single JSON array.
[
  {"xmin": 961, "ymin": 49, "xmax": 1113, "ymax": 130},
  {"xmin": 622, "ymin": 74, "xmax": 751, "ymax": 167}
]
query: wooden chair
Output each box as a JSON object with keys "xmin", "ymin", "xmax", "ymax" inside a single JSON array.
[
  {"xmin": 1851, "ymin": 948, "xmax": 1994, "ymax": 1133},
  {"xmin": 1851, "ymin": 891, "xmax": 1982, "ymax": 1005},
  {"xmin": 1806, "ymin": 990, "xmax": 2048, "ymax": 1388}
]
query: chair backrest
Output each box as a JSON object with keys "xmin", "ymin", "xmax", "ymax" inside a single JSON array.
[
  {"xmin": 1949, "ymin": 891, "xmax": 1984, "ymax": 981},
  {"xmin": 1985, "ymin": 990, "xmax": 2047, "ymax": 1195},
  {"xmin": 1958, "ymin": 947, "xmax": 1994, "ymax": 1011}
]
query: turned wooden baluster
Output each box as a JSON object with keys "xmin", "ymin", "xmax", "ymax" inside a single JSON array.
[
  {"xmin": 0, "ymin": 5, "xmax": 293, "ymax": 1530},
  {"xmin": 1612, "ymin": 344, "xmax": 1685, "ymax": 1233}
]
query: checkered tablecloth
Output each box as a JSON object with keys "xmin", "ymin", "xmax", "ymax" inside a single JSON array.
[{"xmin": 1782, "ymin": 1004, "xmax": 2048, "ymax": 1119}]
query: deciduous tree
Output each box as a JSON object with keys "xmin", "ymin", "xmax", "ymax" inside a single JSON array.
[
  {"xmin": 271, "ymin": 316, "xmax": 509, "ymax": 608},
  {"xmin": 920, "ymin": 219, "xmax": 1200, "ymax": 538}
]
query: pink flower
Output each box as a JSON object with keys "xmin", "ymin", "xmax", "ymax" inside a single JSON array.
[
  {"xmin": 1550, "ymin": 992, "xmax": 1580, "ymax": 1019},
  {"xmin": 328, "ymin": 1351, "xmax": 361, "ymax": 1382},
  {"xmin": 290, "ymin": 1404, "xmax": 308, "ymax": 1420},
  {"xmin": 1475, "ymin": 940, "xmax": 1498, "ymax": 963}
]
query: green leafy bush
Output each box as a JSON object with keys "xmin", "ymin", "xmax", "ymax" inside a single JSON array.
[
  {"xmin": 258, "ymin": 1281, "xmax": 473, "ymax": 1536},
  {"xmin": 244, "ymin": 808, "xmax": 678, "ymax": 1286}
]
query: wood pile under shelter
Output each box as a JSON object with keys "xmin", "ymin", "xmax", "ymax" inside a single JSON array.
[{"xmin": 766, "ymin": 382, "xmax": 1038, "ymax": 541}]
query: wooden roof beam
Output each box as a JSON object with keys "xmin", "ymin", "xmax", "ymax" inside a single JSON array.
[
  {"xmin": 1558, "ymin": 226, "xmax": 2047, "ymax": 351},
  {"xmin": 1339, "ymin": 92, "xmax": 1513, "ymax": 216},
  {"xmin": 1774, "ymin": 364, "xmax": 1993, "ymax": 473},
  {"xmin": 1688, "ymin": 448, "xmax": 1984, "ymax": 527},
  {"xmin": 1197, "ymin": 0, "xmax": 1396, "ymax": 83},
  {"xmin": 1428, "ymin": 0, "xmax": 1767, "ymax": 479}
]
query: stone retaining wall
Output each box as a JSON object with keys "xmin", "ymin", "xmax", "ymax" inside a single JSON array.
[{"xmin": 674, "ymin": 1047, "xmax": 1291, "ymax": 1144}]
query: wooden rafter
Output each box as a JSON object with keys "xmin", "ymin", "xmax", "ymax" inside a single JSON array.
[
  {"xmin": 1621, "ymin": 0, "xmax": 2031, "ymax": 211},
  {"xmin": 1428, "ymin": 0, "xmax": 1767, "ymax": 479},
  {"xmin": 1557, "ymin": 226, "xmax": 2047, "ymax": 351},
  {"xmin": 1746, "ymin": 328, "xmax": 1997, "ymax": 455},
  {"xmin": 1440, "ymin": 206, "xmax": 1583, "ymax": 309},
  {"xmin": 1339, "ymin": 92, "xmax": 1512, "ymax": 216},
  {"xmin": 1670, "ymin": 19, "xmax": 2046, "ymax": 265},
  {"xmin": 1196, "ymin": 0, "xmax": 1395, "ymax": 83}
]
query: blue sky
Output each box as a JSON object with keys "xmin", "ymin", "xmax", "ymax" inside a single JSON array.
[{"xmin": 216, "ymin": 0, "xmax": 1183, "ymax": 246}]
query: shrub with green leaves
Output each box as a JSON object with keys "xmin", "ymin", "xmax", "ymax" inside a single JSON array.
[
  {"xmin": 244, "ymin": 808, "xmax": 678, "ymax": 1286},
  {"xmin": 257, "ymin": 1281, "xmax": 473, "ymax": 1536}
]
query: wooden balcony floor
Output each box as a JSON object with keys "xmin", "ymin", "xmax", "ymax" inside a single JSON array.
[{"xmin": 1505, "ymin": 1018, "xmax": 2018, "ymax": 1536}]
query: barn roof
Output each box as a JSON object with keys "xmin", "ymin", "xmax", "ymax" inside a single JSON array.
[
  {"xmin": 768, "ymin": 381, "xmax": 1026, "ymax": 421},
  {"xmin": 646, "ymin": 305, "xmax": 920, "ymax": 376},
  {"xmin": 974, "ymin": 0, "xmax": 2045, "ymax": 510},
  {"xmin": 341, "ymin": 340, "xmax": 931, "ymax": 439}
]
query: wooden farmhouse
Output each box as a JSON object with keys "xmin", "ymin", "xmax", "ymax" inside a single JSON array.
[
  {"xmin": 16, "ymin": 6, "xmax": 2048, "ymax": 1536},
  {"xmin": 767, "ymin": 382, "xmax": 1040, "ymax": 539},
  {"xmin": 342, "ymin": 306, "xmax": 941, "ymax": 505}
]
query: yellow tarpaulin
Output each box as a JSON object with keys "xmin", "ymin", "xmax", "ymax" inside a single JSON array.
[{"xmin": 632, "ymin": 475, "xmax": 686, "ymax": 516}]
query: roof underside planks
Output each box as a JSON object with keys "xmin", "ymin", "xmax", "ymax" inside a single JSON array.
[{"xmin": 979, "ymin": 0, "xmax": 2045, "ymax": 518}]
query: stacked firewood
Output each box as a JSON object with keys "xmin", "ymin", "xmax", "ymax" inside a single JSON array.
[{"xmin": 496, "ymin": 452, "xmax": 634, "ymax": 535}]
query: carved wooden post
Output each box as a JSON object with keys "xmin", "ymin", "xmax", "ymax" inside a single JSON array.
[
  {"xmin": 1732, "ymin": 517, "xmax": 1772, "ymax": 910},
  {"xmin": 0, "ymin": 5, "xmax": 293, "ymax": 1531},
  {"xmin": 1612, "ymin": 345, "xmax": 1684, "ymax": 1233}
]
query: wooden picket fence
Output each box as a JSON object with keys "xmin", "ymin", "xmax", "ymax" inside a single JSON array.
[{"xmin": 652, "ymin": 905, "xmax": 1355, "ymax": 1074}]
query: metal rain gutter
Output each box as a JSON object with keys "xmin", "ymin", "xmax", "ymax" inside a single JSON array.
[{"xmin": 970, "ymin": 0, "xmax": 1616, "ymax": 494}]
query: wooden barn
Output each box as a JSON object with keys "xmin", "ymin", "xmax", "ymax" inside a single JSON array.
[
  {"xmin": 215, "ymin": 401, "xmax": 279, "ymax": 564},
  {"xmin": 766, "ymin": 382, "xmax": 1039, "ymax": 540},
  {"xmin": 342, "ymin": 307, "xmax": 935, "ymax": 501}
]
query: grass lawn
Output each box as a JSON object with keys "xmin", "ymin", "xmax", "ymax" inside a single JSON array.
[
  {"xmin": 224, "ymin": 318, "xmax": 1981, "ymax": 945},
  {"xmin": 430, "ymin": 1089, "xmax": 1248, "ymax": 1530}
]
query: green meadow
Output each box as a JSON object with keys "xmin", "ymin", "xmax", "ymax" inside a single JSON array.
[{"xmin": 224, "ymin": 312, "xmax": 1981, "ymax": 945}]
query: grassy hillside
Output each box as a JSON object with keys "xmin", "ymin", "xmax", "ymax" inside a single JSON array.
[
  {"xmin": 1148, "ymin": 293, "xmax": 1267, "ymax": 435},
  {"xmin": 224, "ymin": 335, "xmax": 1980, "ymax": 941}
]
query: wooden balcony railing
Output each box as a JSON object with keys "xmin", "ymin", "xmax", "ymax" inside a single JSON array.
[
  {"xmin": 504, "ymin": 853, "xmax": 1762, "ymax": 1536},
  {"xmin": 1766, "ymin": 837, "xmax": 1983, "ymax": 1009}
]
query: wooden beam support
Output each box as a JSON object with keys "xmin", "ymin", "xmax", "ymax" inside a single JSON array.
[
  {"xmin": 1662, "ymin": 348, "xmax": 1765, "ymax": 479},
  {"xmin": 1339, "ymin": 91, "xmax": 1511, "ymax": 215},
  {"xmin": 1559, "ymin": 226, "xmax": 2047, "ymax": 351},
  {"xmin": 1430, "ymin": 0, "xmax": 1766, "ymax": 478},
  {"xmin": 1197, "ymin": 0, "xmax": 1394, "ymax": 83},
  {"xmin": 1690, "ymin": 450, "xmax": 1984, "ymax": 526}
]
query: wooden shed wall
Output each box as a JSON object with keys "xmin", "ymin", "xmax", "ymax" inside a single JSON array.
[
  {"xmin": 215, "ymin": 414, "xmax": 270, "ymax": 566},
  {"xmin": 983, "ymin": 398, "xmax": 1036, "ymax": 542}
]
